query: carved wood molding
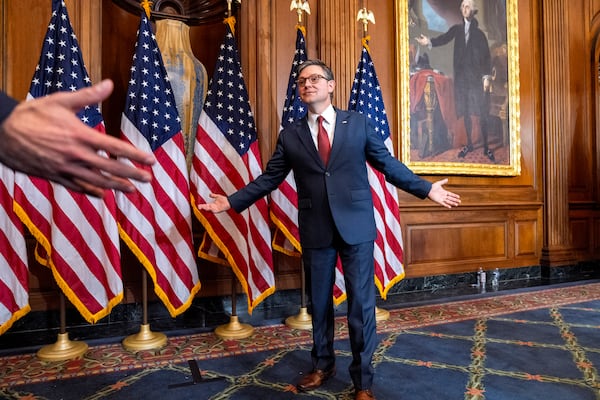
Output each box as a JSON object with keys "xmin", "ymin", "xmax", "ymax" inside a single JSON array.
[
  {"xmin": 317, "ymin": 0, "xmax": 360, "ymax": 108},
  {"xmin": 540, "ymin": 1, "xmax": 576, "ymax": 265},
  {"xmin": 111, "ymin": 0, "xmax": 237, "ymax": 25}
]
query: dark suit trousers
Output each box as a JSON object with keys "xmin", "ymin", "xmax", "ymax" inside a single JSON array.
[{"xmin": 303, "ymin": 236, "xmax": 377, "ymax": 390}]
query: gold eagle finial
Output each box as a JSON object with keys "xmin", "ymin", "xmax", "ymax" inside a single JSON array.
[
  {"xmin": 357, "ymin": 8, "xmax": 375, "ymax": 36},
  {"xmin": 290, "ymin": 0, "xmax": 311, "ymax": 25}
]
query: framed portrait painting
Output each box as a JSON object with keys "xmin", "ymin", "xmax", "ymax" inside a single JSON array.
[{"xmin": 396, "ymin": 0, "xmax": 520, "ymax": 176}]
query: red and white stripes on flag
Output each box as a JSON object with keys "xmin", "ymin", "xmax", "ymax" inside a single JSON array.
[
  {"xmin": 116, "ymin": 13, "xmax": 200, "ymax": 317},
  {"xmin": 369, "ymin": 160, "xmax": 405, "ymax": 298},
  {"xmin": 13, "ymin": 0, "xmax": 123, "ymax": 323},
  {"xmin": 348, "ymin": 41, "xmax": 405, "ymax": 299},
  {"xmin": 190, "ymin": 18, "xmax": 275, "ymax": 314},
  {"xmin": 0, "ymin": 166, "xmax": 30, "ymax": 335}
]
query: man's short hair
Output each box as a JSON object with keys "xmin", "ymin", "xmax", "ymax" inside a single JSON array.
[
  {"xmin": 461, "ymin": 0, "xmax": 477, "ymax": 11},
  {"xmin": 297, "ymin": 59, "xmax": 335, "ymax": 82}
]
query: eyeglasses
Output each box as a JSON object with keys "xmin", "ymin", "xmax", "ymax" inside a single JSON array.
[{"xmin": 296, "ymin": 74, "xmax": 328, "ymax": 87}]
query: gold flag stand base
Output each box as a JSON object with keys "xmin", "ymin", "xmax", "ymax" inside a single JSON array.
[
  {"xmin": 122, "ymin": 324, "xmax": 167, "ymax": 351},
  {"xmin": 36, "ymin": 332, "xmax": 88, "ymax": 362},
  {"xmin": 285, "ymin": 306, "xmax": 313, "ymax": 330},
  {"xmin": 214, "ymin": 316, "xmax": 254, "ymax": 339},
  {"xmin": 375, "ymin": 306, "xmax": 390, "ymax": 321}
]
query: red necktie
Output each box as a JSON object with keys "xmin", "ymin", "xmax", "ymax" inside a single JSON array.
[{"xmin": 317, "ymin": 115, "xmax": 330, "ymax": 165}]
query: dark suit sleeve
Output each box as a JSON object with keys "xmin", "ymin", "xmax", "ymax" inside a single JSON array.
[
  {"xmin": 0, "ymin": 91, "xmax": 19, "ymax": 126},
  {"xmin": 430, "ymin": 24, "xmax": 460, "ymax": 48},
  {"xmin": 363, "ymin": 115, "xmax": 432, "ymax": 199},
  {"xmin": 228, "ymin": 131, "xmax": 292, "ymax": 213}
]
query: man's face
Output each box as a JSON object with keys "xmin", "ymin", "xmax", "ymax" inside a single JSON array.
[
  {"xmin": 461, "ymin": 3, "xmax": 474, "ymax": 19},
  {"xmin": 297, "ymin": 65, "xmax": 335, "ymax": 111}
]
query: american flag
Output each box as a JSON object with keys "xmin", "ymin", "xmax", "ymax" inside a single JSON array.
[
  {"xmin": 116, "ymin": 13, "xmax": 200, "ymax": 317},
  {"xmin": 13, "ymin": 0, "xmax": 123, "ymax": 323},
  {"xmin": 0, "ymin": 166, "xmax": 30, "ymax": 334},
  {"xmin": 348, "ymin": 42, "xmax": 405, "ymax": 299},
  {"xmin": 270, "ymin": 26, "xmax": 307, "ymax": 256},
  {"xmin": 190, "ymin": 18, "xmax": 275, "ymax": 313}
]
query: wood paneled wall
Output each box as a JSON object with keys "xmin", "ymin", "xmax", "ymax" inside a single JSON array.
[{"xmin": 1, "ymin": 0, "xmax": 599, "ymax": 312}]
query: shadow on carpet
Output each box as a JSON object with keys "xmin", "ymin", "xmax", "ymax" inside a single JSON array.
[{"xmin": 2, "ymin": 283, "xmax": 600, "ymax": 399}]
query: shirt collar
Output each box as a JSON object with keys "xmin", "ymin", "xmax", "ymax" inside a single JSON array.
[{"xmin": 309, "ymin": 105, "xmax": 336, "ymax": 125}]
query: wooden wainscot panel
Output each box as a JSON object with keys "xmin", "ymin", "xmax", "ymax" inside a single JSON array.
[
  {"xmin": 568, "ymin": 209, "xmax": 600, "ymax": 261},
  {"xmin": 570, "ymin": 218, "xmax": 591, "ymax": 253},
  {"xmin": 405, "ymin": 219, "xmax": 508, "ymax": 276},
  {"xmin": 23, "ymin": 234, "xmax": 63, "ymax": 312},
  {"xmin": 402, "ymin": 206, "xmax": 543, "ymax": 277},
  {"xmin": 272, "ymin": 252, "xmax": 303, "ymax": 290},
  {"xmin": 27, "ymin": 264, "xmax": 60, "ymax": 312},
  {"xmin": 514, "ymin": 218, "xmax": 538, "ymax": 258}
]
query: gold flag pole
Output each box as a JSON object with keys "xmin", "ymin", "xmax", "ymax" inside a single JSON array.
[
  {"xmin": 226, "ymin": 0, "xmax": 241, "ymax": 19},
  {"xmin": 285, "ymin": 259, "xmax": 312, "ymax": 329},
  {"xmin": 212, "ymin": 0, "xmax": 253, "ymax": 340},
  {"xmin": 36, "ymin": 292, "xmax": 88, "ymax": 361},
  {"xmin": 356, "ymin": 4, "xmax": 389, "ymax": 323},
  {"xmin": 214, "ymin": 269, "xmax": 254, "ymax": 339},
  {"xmin": 122, "ymin": 1, "xmax": 169, "ymax": 351},
  {"xmin": 122, "ymin": 269, "xmax": 168, "ymax": 351},
  {"xmin": 285, "ymin": 0, "xmax": 313, "ymax": 331}
]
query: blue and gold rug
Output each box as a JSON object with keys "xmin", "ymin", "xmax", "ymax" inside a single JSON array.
[{"xmin": 2, "ymin": 282, "xmax": 600, "ymax": 399}]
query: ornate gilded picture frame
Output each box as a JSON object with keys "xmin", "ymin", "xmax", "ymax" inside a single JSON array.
[{"xmin": 396, "ymin": 0, "xmax": 520, "ymax": 176}]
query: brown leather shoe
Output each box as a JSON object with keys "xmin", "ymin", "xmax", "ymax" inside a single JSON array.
[
  {"xmin": 355, "ymin": 389, "xmax": 376, "ymax": 400},
  {"xmin": 296, "ymin": 367, "xmax": 336, "ymax": 391}
]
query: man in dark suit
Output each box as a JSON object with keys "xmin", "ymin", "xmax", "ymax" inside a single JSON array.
[
  {"xmin": 417, "ymin": 0, "xmax": 493, "ymax": 161},
  {"xmin": 198, "ymin": 59, "xmax": 460, "ymax": 400},
  {"xmin": 0, "ymin": 80, "xmax": 155, "ymax": 197}
]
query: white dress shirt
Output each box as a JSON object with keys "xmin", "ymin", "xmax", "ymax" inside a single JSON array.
[{"xmin": 308, "ymin": 104, "xmax": 336, "ymax": 150}]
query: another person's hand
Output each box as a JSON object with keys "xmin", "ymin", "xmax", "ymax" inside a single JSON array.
[
  {"xmin": 196, "ymin": 193, "xmax": 231, "ymax": 213},
  {"xmin": 415, "ymin": 34, "xmax": 430, "ymax": 47},
  {"xmin": 427, "ymin": 178, "xmax": 461, "ymax": 209},
  {"xmin": 0, "ymin": 79, "xmax": 156, "ymax": 197}
]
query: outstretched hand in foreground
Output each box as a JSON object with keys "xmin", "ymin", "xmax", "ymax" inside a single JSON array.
[{"xmin": 0, "ymin": 79, "xmax": 156, "ymax": 197}]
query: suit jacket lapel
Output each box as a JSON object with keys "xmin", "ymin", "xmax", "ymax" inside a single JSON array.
[
  {"xmin": 329, "ymin": 109, "xmax": 350, "ymax": 166},
  {"xmin": 297, "ymin": 117, "xmax": 323, "ymax": 166}
]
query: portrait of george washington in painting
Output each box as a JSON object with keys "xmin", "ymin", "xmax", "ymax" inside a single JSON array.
[{"xmin": 402, "ymin": 0, "xmax": 518, "ymax": 176}]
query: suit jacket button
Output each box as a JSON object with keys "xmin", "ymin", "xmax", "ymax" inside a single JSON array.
[{"xmin": 325, "ymin": 172, "xmax": 330, "ymax": 176}]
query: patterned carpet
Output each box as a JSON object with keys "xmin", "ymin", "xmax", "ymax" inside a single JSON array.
[{"xmin": 2, "ymin": 282, "xmax": 600, "ymax": 399}]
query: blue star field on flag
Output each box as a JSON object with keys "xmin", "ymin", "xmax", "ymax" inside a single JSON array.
[
  {"xmin": 348, "ymin": 46, "xmax": 390, "ymax": 140},
  {"xmin": 124, "ymin": 14, "xmax": 182, "ymax": 151},
  {"xmin": 30, "ymin": 0, "xmax": 101, "ymax": 128},
  {"xmin": 281, "ymin": 28, "xmax": 308, "ymax": 128},
  {"xmin": 203, "ymin": 24, "xmax": 256, "ymax": 157}
]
